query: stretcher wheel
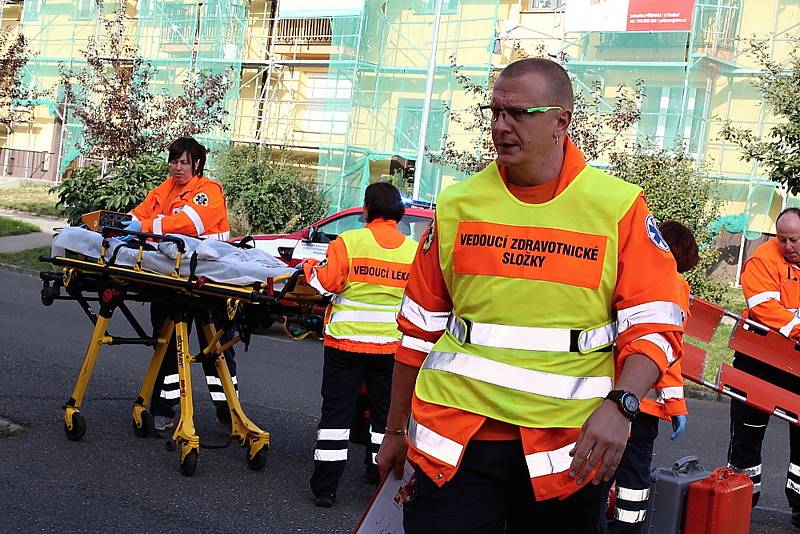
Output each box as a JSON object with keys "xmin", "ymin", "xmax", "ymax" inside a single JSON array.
[
  {"xmin": 64, "ymin": 412, "xmax": 86, "ymax": 441},
  {"xmin": 247, "ymin": 446, "xmax": 268, "ymax": 471},
  {"xmin": 132, "ymin": 411, "xmax": 153, "ymax": 438},
  {"xmin": 180, "ymin": 448, "xmax": 198, "ymax": 476}
]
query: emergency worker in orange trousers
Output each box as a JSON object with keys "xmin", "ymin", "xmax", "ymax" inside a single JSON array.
[
  {"xmin": 376, "ymin": 58, "xmax": 685, "ymax": 534},
  {"xmin": 605, "ymin": 220, "xmax": 698, "ymax": 533},
  {"xmin": 728, "ymin": 207, "xmax": 800, "ymax": 528},
  {"xmin": 304, "ymin": 182, "xmax": 418, "ymax": 508},
  {"xmin": 125, "ymin": 137, "xmax": 237, "ymax": 431}
]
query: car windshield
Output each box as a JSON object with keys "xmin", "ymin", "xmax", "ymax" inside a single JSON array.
[{"xmin": 314, "ymin": 213, "xmax": 431, "ymax": 242}]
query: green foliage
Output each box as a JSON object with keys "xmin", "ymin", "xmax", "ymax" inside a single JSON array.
[
  {"xmin": 609, "ymin": 143, "xmax": 725, "ymax": 301},
  {"xmin": 0, "ymin": 216, "xmax": 39, "ymax": 237},
  {"xmin": 217, "ymin": 145, "xmax": 328, "ymax": 236},
  {"xmin": 51, "ymin": 155, "xmax": 167, "ymax": 225},
  {"xmin": 719, "ymin": 37, "xmax": 800, "ymax": 193},
  {"xmin": 0, "ymin": 186, "xmax": 62, "ymax": 217},
  {"xmin": 0, "ymin": 245, "xmax": 51, "ymax": 272}
]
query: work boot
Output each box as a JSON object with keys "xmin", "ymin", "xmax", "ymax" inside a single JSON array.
[
  {"xmin": 154, "ymin": 416, "xmax": 174, "ymax": 431},
  {"xmin": 314, "ymin": 492, "xmax": 336, "ymax": 508},
  {"xmin": 791, "ymin": 509, "xmax": 800, "ymax": 529}
]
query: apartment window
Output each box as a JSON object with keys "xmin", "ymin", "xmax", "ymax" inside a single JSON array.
[
  {"xmin": 413, "ymin": 0, "xmax": 459, "ymax": 15},
  {"xmin": 137, "ymin": 0, "xmax": 156, "ymax": 19},
  {"xmin": 393, "ymin": 98, "xmax": 446, "ymax": 155},
  {"xmin": 301, "ymin": 76, "xmax": 353, "ymax": 134},
  {"xmin": 23, "ymin": 0, "xmax": 42, "ymax": 21},
  {"xmin": 76, "ymin": 0, "xmax": 96, "ymax": 20},
  {"xmin": 525, "ymin": 0, "xmax": 566, "ymax": 11},
  {"xmin": 638, "ymin": 85, "xmax": 707, "ymax": 150}
]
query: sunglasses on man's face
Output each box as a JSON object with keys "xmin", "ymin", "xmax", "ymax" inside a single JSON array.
[{"xmin": 479, "ymin": 104, "xmax": 563, "ymax": 122}]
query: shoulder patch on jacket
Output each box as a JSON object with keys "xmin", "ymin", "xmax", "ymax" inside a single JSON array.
[
  {"xmin": 646, "ymin": 214, "xmax": 670, "ymax": 252},
  {"xmin": 193, "ymin": 193, "xmax": 209, "ymax": 206},
  {"xmin": 422, "ymin": 219, "xmax": 435, "ymax": 253}
]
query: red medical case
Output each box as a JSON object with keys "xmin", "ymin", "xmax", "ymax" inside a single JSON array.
[{"xmin": 683, "ymin": 467, "xmax": 753, "ymax": 534}]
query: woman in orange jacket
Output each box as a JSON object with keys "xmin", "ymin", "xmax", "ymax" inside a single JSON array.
[{"xmin": 607, "ymin": 220, "xmax": 699, "ymax": 533}]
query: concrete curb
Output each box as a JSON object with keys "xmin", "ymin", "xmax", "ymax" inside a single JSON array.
[{"xmin": 0, "ymin": 262, "xmax": 39, "ymax": 277}]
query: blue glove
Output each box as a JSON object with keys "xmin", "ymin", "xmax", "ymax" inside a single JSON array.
[
  {"xmin": 119, "ymin": 219, "xmax": 141, "ymax": 241},
  {"xmin": 670, "ymin": 414, "xmax": 687, "ymax": 440}
]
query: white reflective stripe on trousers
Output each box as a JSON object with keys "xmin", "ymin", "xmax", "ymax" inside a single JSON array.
[
  {"xmin": 727, "ymin": 463, "xmax": 761, "ymax": 477},
  {"xmin": 370, "ymin": 431, "xmax": 384, "ymax": 445},
  {"xmin": 616, "ymin": 486, "xmax": 650, "ymax": 501},
  {"xmin": 617, "ymin": 301, "xmax": 684, "ymax": 333},
  {"xmin": 423, "ymin": 351, "xmax": 612, "ymax": 400},
  {"xmin": 790, "ymin": 463, "xmax": 800, "ymax": 477},
  {"xmin": 317, "ymin": 428, "xmax": 350, "ymax": 441},
  {"xmin": 399, "ymin": 295, "xmax": 450, "ymax": 332},
  {"xmin": 747, "ymin": 291, "xmax": 781, "ymax": 309},
  {"xmin": 636, "ymin": 332, "xmax": 675, "ymax": 364},
  {"xmin": 181, "ymin": 205, "xmax": 205, "ymax": 235},
  {"xmin": 210, "ymin": 392, "xmax": 226, "ymax": 401},
  {"xmin": 407, "ymin": 416, "xmax": 463, "ymax": 467},
  {"xmin": 314, "ymin": 449, "xmax": 348, "ymax": 462},
  {"xmin": 163, "ymin": 373, "xmax": 179, "ymax": 385},
  {"xmin": 401, "ymin": 335, "xmax": 434, "ymax": 353},
  {"xmin": 329, "ymin": 310, "xmax": 398, "ymax": 324},
  {"xmin": 525, "ymin": 441, "xmax": 575, "ymax": 478},
  {"xmin": 447, "ymin": 315, "xmax": 616, "ymax": 353},
  {"xmin": 614, "ymin": 508, "xmax": 647, "ymax": 523},
  {"xmin": 160, "ymin": 389, "xmax": 180, "ymax": 400},
  {"xmin": 788, "ymin": 479, "xmax": 800, "ymax": 495}
]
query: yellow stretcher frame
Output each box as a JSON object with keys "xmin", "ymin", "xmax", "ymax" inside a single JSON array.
[{"xmin": 41, "ymin": 228, "xmax": 326, "ymax": 476}]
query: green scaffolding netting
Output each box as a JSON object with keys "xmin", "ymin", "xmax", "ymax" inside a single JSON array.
[{"xmin": 316, "ymin": 0, "xmax": 500, "ymax": 212}]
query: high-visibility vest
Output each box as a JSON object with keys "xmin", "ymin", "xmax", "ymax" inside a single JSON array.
[
  {"xmin": 324, "ymin": 227, "xmax": 417, "ymax": 345},
  {"xmin": 414, "ymin": 162, "xmax": 641, "ymax": 429}
]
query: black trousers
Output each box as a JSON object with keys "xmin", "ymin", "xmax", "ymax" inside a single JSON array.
[
  {"xmin": 727, "ymin": 352, "xmax": 800, "ymax": 510},
  {"xmin": 404, "ymin": 439, "xmax": 609, "ymax": 534},
  {"xmin": 149, "ymin": 301, "xmax": 237, "ymax": 419},
  {"xmin": 310, "ymin": 346, "xmax": 394, "ymax": 497},
  {"xmin": 606, "ymin": 413, "xmax": 660, "ymax": 534}
]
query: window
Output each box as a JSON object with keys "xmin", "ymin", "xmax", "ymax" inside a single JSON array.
[
  {"xmin": 393, "ymin": 98, "xmax": 447, "ymax": 156},
  {"xmin": 23, "ymin": 0, "xmax": 42, "ymax": 21},
  {"xmin": 637, "ymin": 85, "xmax": 708, "ymax": 150},
  {"xmin": 315, "ymin": 213, "xmax": 364, "ymax": 241},
  {"xmin": 413, "ymin": 0, "xmax": 459, "ymax": 15},
  {"xmin": 525, "ymin": 0, "xmax": 566, "ymax": 11},
  {"xmin": 300, "ymin": 76, "xmax": 353, "ymax": 134},
  {"xmin": 76, "ymin": 0, "xmax": 96, "ymax": 20}
]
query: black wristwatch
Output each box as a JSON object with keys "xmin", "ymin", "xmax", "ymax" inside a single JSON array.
[{"xmin": 606, "ymin": 390, "xmax": 639, "ymax": 420}]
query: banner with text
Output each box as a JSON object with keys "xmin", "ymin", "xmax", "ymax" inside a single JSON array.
[{"xmin": 565, "ymin": 0, "xmax": 696, "ymax": 32}]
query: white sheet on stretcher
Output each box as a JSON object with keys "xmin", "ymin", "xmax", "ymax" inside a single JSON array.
[{"xmin": 51, "ymin": 227, "xmax": 296, "ymax": 287}]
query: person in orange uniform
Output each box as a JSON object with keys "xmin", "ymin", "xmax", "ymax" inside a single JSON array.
[
  {"xmin": 376, "ymin": 58, "xmax": 685, "ymax": 533},
  {"xmin": 304, "ymin": 182, "xmax": 418, "ymax": 508},
  {"xmin": 606, "ymin": 220, "xmax": 698, "ymax": 533},
  {"xmin": 728, "ymin": 207, "xmax": 800, "ymax": 528},
  {"xmin": 125, "ymin": 137, "xmax": 235, "ymax": 431}
]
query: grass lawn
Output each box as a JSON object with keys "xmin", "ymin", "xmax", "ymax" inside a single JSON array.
[
  {"xmin": 0, "ymin": 185, "xmax": 62, "ymax": 218},
  {"xmin": 0, "ymin": 246, "xmax": 51, "ymax": 272},
  {"xmin": 0, "ymin": 216, "xmax": 39, "ymax": 237}
]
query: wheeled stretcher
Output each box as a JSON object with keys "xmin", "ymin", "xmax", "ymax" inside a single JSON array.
[
  {"xmin": 682, "ymin": 296, "xmax": 800, "ymax": 426},
  {"xmin": 40, "ymin": 226, "xmax": 327, "ymax": 476}
]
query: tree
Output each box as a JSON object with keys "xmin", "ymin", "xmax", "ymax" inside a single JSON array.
[
  {"xmin": 0, "ymin": 28, "xmax": 40, "ymax": 134},
  {"xmin": 610, "ymin": 143, "xmax": 724, "ymax": 301},
  {"xmin": 720, "ymin": 37, "xmax": 800, "ymax": 193},
  {"xmin": 216, "ymin": 144, "xmax": 329, "ymax": 236},
  {"xmin": 430, "ymin": 49, "xmax": 644, "ymax": 174},
  {"xmin": 60, "ymin": 9, "xmax": 231, "ymax": 163}
]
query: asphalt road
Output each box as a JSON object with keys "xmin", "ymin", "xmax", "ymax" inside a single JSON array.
[{"xmin": 0, "ymin": 268, "xmax": 796, "ymax": 533}]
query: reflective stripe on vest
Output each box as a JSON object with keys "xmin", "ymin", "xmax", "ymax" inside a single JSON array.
[
  {"xmin": 422, "ymin": 351, "xmax": 612, "ymax": 400},
  {"xmin": 446, "ymin": 314, "xmax": 616, "ymax": 353},
  {"xmin": 325, "ymin": 227, "xmax": 416, "ymax": 344},
  {"xmin": 408, "ymin": 416, "xmax": 463, "ymax": 467},
  {"xmin": 525, "ymin": 441, "xmax": 575, "ymax": 478},
  {"xmin": 415, "ymin": 163, "xmax": 641, "ymax": 430},
  {"xmin": 400, "ymin": 295, "xmax": 450, "ymax": 332}
]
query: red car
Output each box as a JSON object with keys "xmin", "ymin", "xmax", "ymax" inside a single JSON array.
[{"xmin": 252, "ymin": 202, "xmax": 435, "ymax": 265}]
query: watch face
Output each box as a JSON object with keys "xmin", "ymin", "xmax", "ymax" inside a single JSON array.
[{"xmin": 622, "ymin": 393, "xmax": 639, "ymax": 413}]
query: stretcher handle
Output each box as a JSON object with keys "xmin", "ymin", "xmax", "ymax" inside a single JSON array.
[{"xmin": 101, "ymin": 226, "xmax": 186, "ymax": 253}]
